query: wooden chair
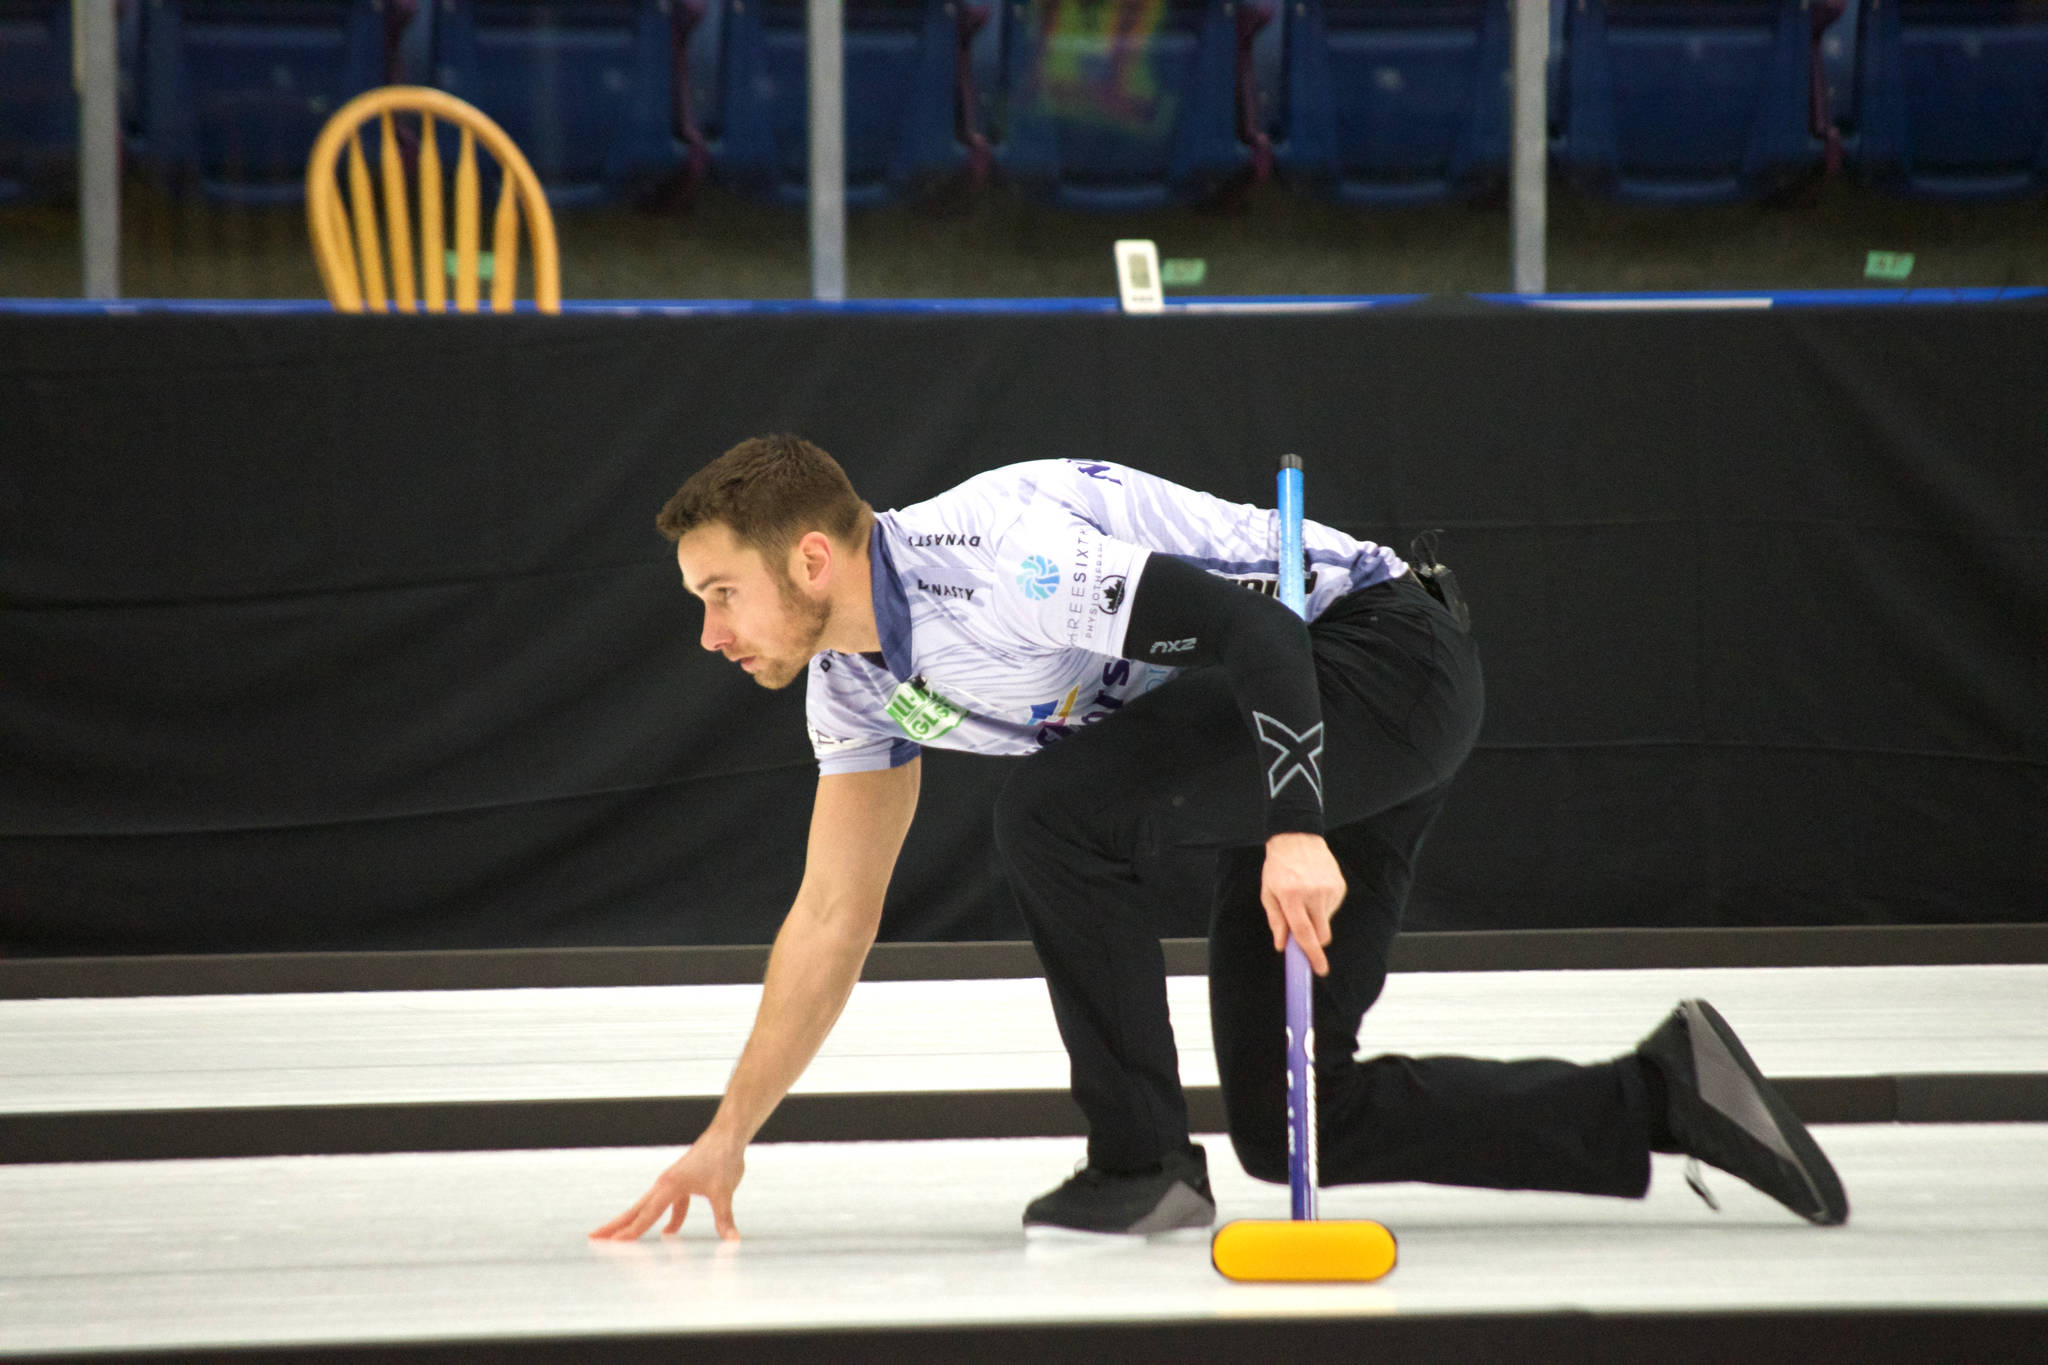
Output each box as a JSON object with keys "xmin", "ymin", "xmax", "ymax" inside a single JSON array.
[{"xmin": 306, "ymin": 85, "xmax": 561, "ymax": 314}]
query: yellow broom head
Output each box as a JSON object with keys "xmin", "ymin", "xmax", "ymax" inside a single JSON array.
[{"xmin": 1210, "ymin": 1218, "xmax": 1398, "ymax": 1283}]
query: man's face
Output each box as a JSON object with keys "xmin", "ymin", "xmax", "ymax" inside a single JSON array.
[{"xmin": 675, "ymin": 523, "xmax": 831, "ymax": 690}]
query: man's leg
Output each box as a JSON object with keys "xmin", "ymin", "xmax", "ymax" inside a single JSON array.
[
  {"xmin": 994, "ymin": 665, "xmax": 1263, "ymax": 1233},
  {"xmin": 1208, "ymin": 791, "xmax": 1654, "ymax": 1198},
  {"xmin": 992, "ymin": 679, "xmax": 1229, "ymax": 1174},
  {"xmin": 1218, "ymin": 574, "xmax": 1649, "ymax": 1195},
  {"xmin": 1208, "ymin": 810, "xmax": 1850, "ymax": 1220},
  {"xmin": 999, "ymin": 571, "xmax": 1841, "ymax": 1224},
  {"xmin": 992, "ymin": 574, "xmax": 1484, "ymax": 1180}
]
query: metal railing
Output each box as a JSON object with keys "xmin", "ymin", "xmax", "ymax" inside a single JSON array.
[{"xmin": 66, "ymin": 0, "xmax": 1552, "ymax": 303}]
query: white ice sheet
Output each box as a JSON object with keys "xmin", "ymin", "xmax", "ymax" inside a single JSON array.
[
  {"xmin": 1, "ymin": 1126, "xmax": 2043, "ymax": 1355},
  {"xmin": 2, "ymin": 965, "xmax": 2042, "ymax": 1113}
]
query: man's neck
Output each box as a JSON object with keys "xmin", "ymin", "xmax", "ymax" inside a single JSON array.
[{"xmin": 819, "ymin": 518, "xmax": 882, "ymax": 657}]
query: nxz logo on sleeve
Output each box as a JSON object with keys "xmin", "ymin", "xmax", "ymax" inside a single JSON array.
[
  {"xmin": 1253, "ymin": 712, "xmax": 1325, "ymax": 804},
  {"xmin": 1149, "ymin": 637, "xmax": 1196, "ymax": 655}
]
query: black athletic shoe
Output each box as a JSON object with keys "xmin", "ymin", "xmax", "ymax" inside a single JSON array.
[
  {"xmin": 1022, "ymin": 1144, "xmax": 1217, "ymax": 1235},
  {"xmin": 1637, "ymin": 999, "xmax": 1850, "ymax": 1226}
]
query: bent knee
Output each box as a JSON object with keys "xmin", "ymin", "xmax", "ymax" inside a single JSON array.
[
  {"xmin": 1224, "ymin": 1066, "xmax": 1357, "ymax": 1185},
  {"xmin": 1223, "ymin": 1084, "xmax": 1292, "ymax": 1183},
  {"xmin": 1227, "ymin": 1126, "xmax": 1291, "ymax": 1185}
]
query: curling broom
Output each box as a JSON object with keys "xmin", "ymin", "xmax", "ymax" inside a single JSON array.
[{"xmin": 1209, "ymin": 453, "xmax": 1398, "ymax": 1285}]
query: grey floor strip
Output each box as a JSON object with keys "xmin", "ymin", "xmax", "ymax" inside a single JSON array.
[
  {"xmin": 5, "ymin": 924, "xmax": 2043, "ymax": 998},
  {"xmin": 4, "ymin": 1074, "xmax": 2042, "ymax": 1165}
]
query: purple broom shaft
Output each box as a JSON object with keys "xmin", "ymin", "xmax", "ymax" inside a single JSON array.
[{"xmin": 1277, "ymin": 455, "xmax": 1317, "ymax": 1222}]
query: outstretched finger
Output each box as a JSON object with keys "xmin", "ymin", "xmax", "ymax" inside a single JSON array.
[
  {"xmin": 588, "ymin": 1206, "xmax": 637, "ymax": 1240},
  {"xmin": 665, "ymin": 1197, "xmax": 688, "ymax": 1236},
  {"xmin": 593, "ymin": 1189, "xmax": 662, "ymax": 1242},
  {"xmin": 710, "ymin": 1190, "xmax": 740, "ymax": 1241},
  {"xmin": 1285, "ymin": 901, "xmax": 1330, "ymax": 976}
]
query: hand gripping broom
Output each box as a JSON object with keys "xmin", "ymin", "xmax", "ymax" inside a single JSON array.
[{"xmin": 1209, "ymin": 454, "xmax": 1398, "ymax": 1285}]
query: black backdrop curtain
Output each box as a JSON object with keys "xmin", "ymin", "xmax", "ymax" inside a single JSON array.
[{"xmin": 1, "ymin": 304, "xmax": 2043, "ymax": 953}]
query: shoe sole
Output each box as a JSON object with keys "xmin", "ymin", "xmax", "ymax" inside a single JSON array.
[
  {"xmin": 1021, "ymin": 1180, "xmax": 1216, "ymax": 1238},
  {"xmin": 1023, "ymin": 1222, "xmax": 1214, "ymax": 1243},
  {"xmin": 1690, "ymin": 999, "xmax": 1850, "ymax": 1226},
  {"xmin": 1130, "ymin": 1180, "xmax": 1218, "ymax": 1235}
]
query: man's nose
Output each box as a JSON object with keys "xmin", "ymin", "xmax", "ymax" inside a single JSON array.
[{"xmin": 701, "ymin": 612, "xmax": 732, "ymax": 652}]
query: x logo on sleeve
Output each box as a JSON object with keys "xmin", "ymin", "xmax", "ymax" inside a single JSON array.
[{"xmin": 1253, "ymin": 711, "xmax": 1325, "ymax": 805}]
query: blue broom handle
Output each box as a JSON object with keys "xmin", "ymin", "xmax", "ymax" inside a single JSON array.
[
  {"xmin": 1278, "ymin": 457, "xmax": 1306, "ymax": 617},
  {"xmin": 1277, "ymin": 454, "xmax": 1318, "ymax": 1221}
]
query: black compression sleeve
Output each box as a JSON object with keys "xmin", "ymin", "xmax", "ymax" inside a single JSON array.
[{"xmin": 1121, "ymin": 552, "xmax": 1326, "ymax": 837}]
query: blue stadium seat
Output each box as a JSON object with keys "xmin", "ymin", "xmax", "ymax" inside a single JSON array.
[
  {"xmin": 1559, "ymin": 0, "xmax": 1826, "ymax": 203},
  {"xmin": 1276, "ymin": 0, "xmax": 1512, "ymax": 206},
  {"xmin": 0, "ymin": 0, "xmax": 75, "ymax": 203},
  {"xmin": 1852, "ymin": 0, "xmax": 2048, "ymax": 199},
  {"xmin": 713, "ymin": 0, "xmax": 982, "ymax": 207},
  {"xmin": 433, "ymin": 0, "xmax": 689, "ymax": 207},
  {"xmin": 136, "ymin": 0, "xmax": 398, "ymax": 203},
  {"xmin": 996, "ymin": 0, "xmax": 1254, "ymax": 209}
]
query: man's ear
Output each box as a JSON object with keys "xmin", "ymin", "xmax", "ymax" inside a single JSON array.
[{"xmin": 794, "ymin": 531, "xmax": 834, "ymax": 590}]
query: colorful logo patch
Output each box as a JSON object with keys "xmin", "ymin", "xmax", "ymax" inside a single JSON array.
[
  {"xmin": 886, "ymin": 678, "xmax": 968, "ymax": 742},
  {"xmin": 1017, "ymin": 555, "xmax": 1061, "ymax": 601}
]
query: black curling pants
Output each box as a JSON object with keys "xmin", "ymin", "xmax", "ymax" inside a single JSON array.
[{"xmin": 993, "ymin": 573, "xmax": 1653, "ymax": 1198}]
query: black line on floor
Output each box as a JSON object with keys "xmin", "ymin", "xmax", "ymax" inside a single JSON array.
[
  {"xmin": 4, "ymin": 1073, "xmax": 2042, "ymax": 1166},
  {"xmin": 4, "ymin": 923, "xmax": 2043, "ymax": 998},
  {"xmin": 6, "ymin": 1308, "xmax": 2045, "ymax": 1365}
]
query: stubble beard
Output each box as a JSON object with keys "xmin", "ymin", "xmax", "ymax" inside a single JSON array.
[{"xmin": 750, "ymin": 572, "xmax": 832, "ymax": 690}]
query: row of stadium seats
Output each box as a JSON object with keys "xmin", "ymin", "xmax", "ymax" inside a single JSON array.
[{"xmin": 4, "ymin": 0, "xmax": 2045, "ymax": 208}]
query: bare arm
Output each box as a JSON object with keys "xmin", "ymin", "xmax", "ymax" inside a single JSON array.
[
  {"xmin": 700, "ymin": 758, "xmax": 921, "ymax": 1146},
  {"xmin": 591, "ymin": 758, "xmax": 920, "ymax": 1240}
]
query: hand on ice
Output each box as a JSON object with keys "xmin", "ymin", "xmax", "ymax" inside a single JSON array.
[{"xmin": 590, "ymin": 1137, "xmax": 745, "ymax": 1241}]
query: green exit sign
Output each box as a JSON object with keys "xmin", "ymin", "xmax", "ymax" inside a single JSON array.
[
  {"xmin": 1160, "ymin": 258, "xmax": 1206, "ymax": 287},
  {"xmin": 1865, "ymin": 251, "xmax": 1915, "ymax": 281}
]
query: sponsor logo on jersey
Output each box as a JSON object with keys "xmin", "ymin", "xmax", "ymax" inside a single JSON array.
[
  {"xmin": 1216, "ymin": 568, "xmax": 1321, "ymax": 597},
  {"xmin": 907, "ymin": 532, "xmax": 982, "ymax": 548},
  {"xmin": 1072, "ymin": 461, "xmax": 1122, "ymax": 484},
  {"xmin": 1029, "ymin": 688, "xmax": 1077, "ymax": 726},
  {"xmin": 1150, "ymin": 637, "xmax": 1196, "ymax": 655},
  {"xmin": 916, "ymin": 576, "xmax": 976, "ymax": 603},
  {"xmin": 1059, "ymin": 525, "xmax": 1111, "ymax": 647},
  {"xmin": 806, "ymin": 723, "xmax": 865, "ymax": 753},
  {"xmin": 1029, "ymin": 662, "xmax": 1131, "ymax": 746},
  {"xmin": 886, "ymin": 676, "xmax": 969, "ymax": 742},
  {"xmin": 1097, "ymin": 574, "xmax": 1126, "ymax": 615},
  {"xmin": 1017, "ymin": 555, "xmax": 1061, "ymax": 601}
]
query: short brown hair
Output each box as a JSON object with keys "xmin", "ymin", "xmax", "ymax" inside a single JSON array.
[{"xmin": 656, "ymin": 434, "xmax": 872, "ymax": 562}]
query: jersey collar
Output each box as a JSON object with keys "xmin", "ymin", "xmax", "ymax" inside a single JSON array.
[{"xmin": 869, "ymin": 517, "xmax": 914, "ymax": 682}]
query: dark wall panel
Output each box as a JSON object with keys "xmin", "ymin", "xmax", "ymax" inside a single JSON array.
[{"xmin": 1, "ymin": 306, "xmax": 2042, "ymax": 952}]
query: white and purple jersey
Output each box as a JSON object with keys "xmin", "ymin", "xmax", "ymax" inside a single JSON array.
[{"xmin": 804, "ymin": 459, "xmax": 1407, "ymax": 775}]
